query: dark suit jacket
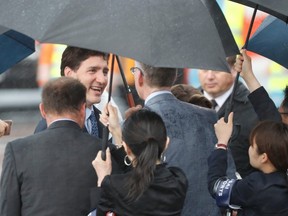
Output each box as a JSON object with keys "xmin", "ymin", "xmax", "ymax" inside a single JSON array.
[
  {"xmin": 215, "ymin": 82, "xmax": 259, "ymax": 178},
  {"xmin": 93, "ymin": 164, "xmax": 188, "ymax": 216},
  {"xmin": 248, "ymin": 86, "xmax": 282, "ymax": 122},
  {"xmin": 0, "ymin": 120, "xmax": 120, "ymax": 216},
  {"xmin": 208, "ymin": 149, "xmax": 288, "ymax": 216},
  {"xmin": 34, "ymin": 106, "xmax": 103, "ymax": 137}
]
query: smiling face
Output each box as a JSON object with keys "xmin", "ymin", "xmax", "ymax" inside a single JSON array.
[{"xmin": 65, "ymin": 56, "xmax": 109, "ymax": 108}]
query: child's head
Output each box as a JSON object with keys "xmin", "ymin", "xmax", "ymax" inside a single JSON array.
[{"xmin": 249, "ymin": 121, "xmax": 288, "ymax": 173}]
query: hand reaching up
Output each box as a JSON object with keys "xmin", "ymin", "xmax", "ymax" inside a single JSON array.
[{"xmin": 214, "ymin": 112, "xmax": 234, "ymax": 145}]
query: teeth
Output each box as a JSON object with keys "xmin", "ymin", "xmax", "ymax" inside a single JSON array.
[{"xmin": 91, "ymin": 87, "xmax": 101, "ymax": 91}]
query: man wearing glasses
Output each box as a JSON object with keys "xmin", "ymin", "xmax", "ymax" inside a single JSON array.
[{"xmin": 128, "ymin": 62, "xmax": 221, "ymax": 216}]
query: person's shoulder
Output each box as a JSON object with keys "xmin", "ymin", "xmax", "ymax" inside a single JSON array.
[
  {"xmin": 167, "ymin": 166, "xmax": 188, "ymax": 187},
  {"xmin": 7, "ymin": 133, "xmax": 39, "ymax": 151},
  {"xmin": 167, "ymin": 166, "xmax": 187, "ymax": 179}
]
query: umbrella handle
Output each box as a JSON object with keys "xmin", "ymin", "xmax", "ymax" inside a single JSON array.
[
  {"xmin": 116, "ymin": 56, "xmax": 135, "ymax": 108},
  {"xmin": 224, "ymin": 72, "xmax": 240, "ymax": 122},
  {"xmin": 126, "ymin": 90, "xmax": 135, "ymax": 107},
  {"xmin": 101, "ymin": 126, "xmax": 109, "ymax": 160},
  {"xmin": 102, "ymin": 54, "xmax": 116, "ymax": 161}
]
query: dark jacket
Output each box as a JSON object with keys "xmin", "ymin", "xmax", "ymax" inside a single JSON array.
[
  {"xmin": 0, "ymin": 120, "xmax": 124, "ymax": 216},
  {"xmin": 248, "ymin": 86, "xmax": 282, "ymax": 122},
  {"xmin": 201, "ymin": 82, "xmax": 259, "ymax": 177},
  {"xmin": 208, "ymin": 149, "xmax": 288, "ymax": 216},
  {"xmin": 93, "ymin": 164, "xmax": 188, "ymax": 216}
]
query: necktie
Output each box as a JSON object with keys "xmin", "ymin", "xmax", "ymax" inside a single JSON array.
[
  {"xmin": 211, "ymin": 99, "xmax": 218, "ymax": 110},
  {"xmin": 89, "ymin": 110, "xmax": 99, "ymax": 137}
]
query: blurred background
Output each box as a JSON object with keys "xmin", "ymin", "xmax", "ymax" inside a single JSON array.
[{"xmin": 1, "ymin": 0, "xmax": 287, "ymax": 174}]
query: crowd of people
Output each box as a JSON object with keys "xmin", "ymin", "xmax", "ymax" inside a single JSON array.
[{"xmin": 0, "ymin": 46, "xmax": 287, "ymax": 216}]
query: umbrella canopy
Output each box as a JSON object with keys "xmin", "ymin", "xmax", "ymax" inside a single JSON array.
[
  {"xmin": 248, "ymin": 15, "xmax": 288, "ymax": 69},
  {"xmin": 0, "ymin": 0, "xmax": 239, "ymax": 71},
  {"xmin": 0, "ymin": 25, "xmax": 35, "ymax": 74},
  {"xmin": 229, "ymin": 0, "xmax": 288, "ymax": 22}
]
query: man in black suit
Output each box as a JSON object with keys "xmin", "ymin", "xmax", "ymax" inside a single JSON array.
[
  {"xmin": 0, "ymin": 77, "xmax": 109, "ymax": 216},
  {"xmin": 198, "ymin": 55, "xmax": 259, "ymax": 178},
  {"xmin": 34, "ymin": 46, "xmax": 110, "ymax": 138}
]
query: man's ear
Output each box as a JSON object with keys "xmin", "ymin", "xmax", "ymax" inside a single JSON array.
[
  {"xmin": 164, "ymin": 137, "xmax": 170, "ymax": 151},
  {"xmin": 64, "ymin": 66, "xmax": 74, "ymax": 77},
  {"xmin": 137, "ymin": 71, "xmax": 144, "ymax": 86},
  {"xmin": 39, "ymin": 103, "xmax": 46, "ymax": 119}
]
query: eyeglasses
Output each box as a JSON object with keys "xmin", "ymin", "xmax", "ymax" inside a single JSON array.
[{"xmin": 130, "ymin": 67, "xmax": 143, "ymax": 75}]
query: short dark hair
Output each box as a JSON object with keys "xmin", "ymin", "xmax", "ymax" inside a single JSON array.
[
  {"xmin": 122, "ymin": 109, "xmax": 167, "ymax": 201},
  {"xmin": 226, "ymin": 55, "xmax": 236, "ymax": 69},
  {"xmin": 249, "ymin": 121, "xmax": 288, "ymax": 172},
  {"xmin": 139, "ymin": 62, "xmax": 177, "ymax": 87},
  {"xmin": 60, "ymin": 46, "xmax": 109, "ymax": 76},
  {"xmin": 42, "ymin": 77, "xmax": 86, "ymax": 115}
]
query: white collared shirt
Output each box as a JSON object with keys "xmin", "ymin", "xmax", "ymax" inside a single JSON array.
[
  {"xmin": 145, "ymin": 90, "xmax": 172, "ymax": 105},
  {"xmin": 203, "ymin": 84, "xmax": 234, "ymax": 112}
]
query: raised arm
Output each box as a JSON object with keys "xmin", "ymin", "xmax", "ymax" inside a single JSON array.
[{"xmin": 236, "ymin": 49, "xmax": 281, "ymax": 122}]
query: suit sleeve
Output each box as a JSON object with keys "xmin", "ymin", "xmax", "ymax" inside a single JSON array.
[
  {"xmin": 207, "ymin": 149, "xmax": 228, "ymax": 197},
  {"xmin": 0, "ymin": 143, "xmax": 21, "ymax": 216},
  {"xmin": 248, "ymin": 86, "xmax": 282, "ymax": 122},
  {"xmin": 90, "ymin": 176, "xmax": 115, "ymax": 216}
]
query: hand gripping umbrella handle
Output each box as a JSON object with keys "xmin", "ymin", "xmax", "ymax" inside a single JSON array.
[{"xmin": 101, "ymin": 54, "xmax": 115, "ymax": 160}]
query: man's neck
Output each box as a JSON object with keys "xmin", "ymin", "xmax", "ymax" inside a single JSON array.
[{"xmin": 142, "ymin": 86, "xmax": 171, "ymax": 100}]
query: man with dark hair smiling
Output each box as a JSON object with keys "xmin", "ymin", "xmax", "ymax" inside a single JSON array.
[{"xmin": 34, "ymin": 46, "xmax": 110, "ymax": 137}]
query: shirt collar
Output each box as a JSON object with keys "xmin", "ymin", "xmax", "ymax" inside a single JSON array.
[
  {"xmin": 203, "ymin": 84, "xmax": 234, "ymax": 110},
  {"xmin": 145, "ymin": 90, "xmax": 172, "ymax": 105}
]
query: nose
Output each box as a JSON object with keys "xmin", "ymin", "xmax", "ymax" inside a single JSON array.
[
  {"xmin": 206, "ymin": 70, "xmax": 215, "ymax": 79},
  {"xmin": 95, "ymin": 70, "xmax": 108, "ymax": 85}
]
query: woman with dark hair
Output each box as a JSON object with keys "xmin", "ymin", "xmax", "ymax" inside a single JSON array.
[
  {"xmin": 208, "ymin": 112, "xmax": 288, "ymax": 215},
  {"xmin": 91, "ymin": 104, "xmax": 188, "ymax": 216},
  {"xmin": 171, "ymin": 84, "xmax": 213, "ymax": 109}
]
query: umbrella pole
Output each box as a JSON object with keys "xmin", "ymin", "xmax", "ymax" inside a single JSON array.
[
  {"xmin": 116, "ymin": 56, "xmax": 135, "ymax": 107},
  {"xmin": 243, "ymin": 5, "xmax": 258, "ymax": 49},
  {"xmin": 224, "ymin": 5, "xmax": 258, "ymax": 122},
  {"xmin": 101, "ymin": 54, "xmax": 115, "ymax": 160}
]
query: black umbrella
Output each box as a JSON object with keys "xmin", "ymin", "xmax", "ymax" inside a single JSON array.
[
  {"xmin": 0, "ymin": 26, "xmax": 35, "ymax": 74},
  {"xmin": 0, "ymin": 0, "xmax": 238, "ymax": 71}
]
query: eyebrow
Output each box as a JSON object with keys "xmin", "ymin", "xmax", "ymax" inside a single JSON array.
[{"xmin": 87, "ymin": 66, "xmax": 109, "ymax": 71}]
